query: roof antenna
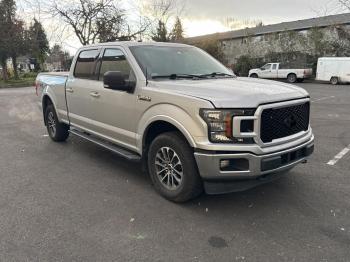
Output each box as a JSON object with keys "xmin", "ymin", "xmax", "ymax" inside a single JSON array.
[{"xmin": 145, "ymin": 67, "xmax": 149, "ymax": 86}]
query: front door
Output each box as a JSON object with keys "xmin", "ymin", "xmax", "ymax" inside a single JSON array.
[
  {"xmin": 259, "ymin": 63, "xmax": 272, "ymax": 78},
  {"xmin": 89, "ymin": 47, "xmax": 138, "ymax": 150}
]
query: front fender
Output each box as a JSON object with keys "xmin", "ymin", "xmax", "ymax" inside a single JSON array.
[
  {"xmin": 249, "ymin": 70, "xmax": 259, "ymax": 76},
  {"xmin": 136, "ymin": 104, "xmax": 205, "ymax": 153}
]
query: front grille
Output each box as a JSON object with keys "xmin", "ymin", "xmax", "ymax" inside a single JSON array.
[{"xmin": 260, "ymin": 102, "xmax": 310, "ymax": 143}]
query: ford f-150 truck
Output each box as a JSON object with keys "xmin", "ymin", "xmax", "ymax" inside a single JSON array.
[
  {"xmin": 249, "ymin": 63, "xmax": 313, "ymax": 83},
  {"xmin": 36, "ymin": 42, "xmax": 314, "ymax": 202}
]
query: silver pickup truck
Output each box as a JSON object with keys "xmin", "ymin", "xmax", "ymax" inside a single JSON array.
[{"xmin": 36, "ymin": 42, "xmax": 314, "ymax": 202}]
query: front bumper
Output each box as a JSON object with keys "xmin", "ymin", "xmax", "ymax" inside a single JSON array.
[{"xmin": 194, "ymin": 136, "xmax": 314, "ymax": 194}]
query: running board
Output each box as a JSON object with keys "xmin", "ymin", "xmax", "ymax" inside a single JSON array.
[{"xmin": 69, "ymin": 129, "xmax": 141, "ymax": 161}]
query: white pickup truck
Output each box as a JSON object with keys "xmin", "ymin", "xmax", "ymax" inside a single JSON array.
[
  {"xmin": 36, "ymin": 42, "xmax": 314, "ymax": 202},
  {"xmin": 249, "ymin": 63, "xmax": 313, "ymax": 83}
]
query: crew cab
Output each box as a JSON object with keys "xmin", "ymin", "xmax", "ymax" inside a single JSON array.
[
  {"xmin": 35, "ymin": 42, "xmax": 314, "ymax": 202},
  {"xmin": 249, "ymin": 63, "xmax": 313, "ymax": 83}
]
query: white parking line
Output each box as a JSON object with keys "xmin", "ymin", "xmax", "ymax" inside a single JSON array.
[
  {"xmin": 311, "ymin": 96, "xmax": 335, "ymax": 103},
  {"xmin": 327, "ymin": 145, "xmax": 350, "ymax": 166}
]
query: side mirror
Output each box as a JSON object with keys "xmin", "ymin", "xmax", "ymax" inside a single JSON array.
[
  {"xmin": 260, "ymin": 67, "xmax": 265, "ymax": 71},
  {"xmin": 103, "ymin": 71, "xmax": 136, "ymax": 93}
]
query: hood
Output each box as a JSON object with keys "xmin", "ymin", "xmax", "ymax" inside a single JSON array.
[{"xmin": 151, "ymin": 77, "xmax": 308, "ymax": 108}]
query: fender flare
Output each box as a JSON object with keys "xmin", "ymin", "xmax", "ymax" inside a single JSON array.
[{"xmin": 136, "ymin": 104, "xmax": 203, "ymax": 153}]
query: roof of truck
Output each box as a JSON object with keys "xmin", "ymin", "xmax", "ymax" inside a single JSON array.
[{"xmin": 81, "ymin": 41, "xmax": 191, "ymax": 49}]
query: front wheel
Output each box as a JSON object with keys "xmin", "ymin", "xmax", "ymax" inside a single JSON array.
[
  {"xmin": 148, "ymin": 132, "xmax": 203, "ymax": 202},
  {"xmin": 45, "ymin": 104, "xmax": 69, "ymax": 142},
  {"xmin": 250, "ymin": 73, "xmax": 258, "ymax": 78}
]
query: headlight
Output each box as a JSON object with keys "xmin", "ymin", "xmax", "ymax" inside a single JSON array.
[{"xmin": 200, "ymin": 109, "xmax": 255, "ymax": 143}]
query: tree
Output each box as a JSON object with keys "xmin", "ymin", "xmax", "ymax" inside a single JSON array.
[
  {"xmin": 0, "ymin": 0, "xmax": 16, "ymax": 80},
  {"xmin": 152, "ymin": 20, "xmax": 169, "ymax": 42},
  {"xmin": 267, "ymin": 31, "xmax": 307, "ymax": 65},
  {"xmin": 193, "ymin": 39, "xmax": 226, "ymax": 64},
  {"xmin": 170, "ymin": 16, "xmax": 184, "ymax": 42},
  {"xmin": 9, "ymin": 19, "xmax": 27, "ymax": 79},
  {"xmin": 28, "ymin": 18, "xmax": 49, "ymax": 70},
  {"xmin": 330, "ymin": 25, "xmax": 350, "ymax": 56},
  {"xmin": 148, "ymin": 0, "xmax": 185, "ymax": 42},
  {"xmin": 304, "ymin": 27, "xmax": 332, "ymax": 59},
  {"xmin": 46, "ymin": 44, "xmax": 72, "ymax": 70},
  {"xmin": 0, "ymin": 18, "xmax": 9, "ymax": 80},
  {"xmin": 234, "ymin": 55, "xmax": 264, "ymax": 76},
  {"xmin": 50, "ymin": 0, "xmax": 149, "ymax": 45},
  {"xmin": 339, "ymin": 0, "xmax": 350, "ymax": 9}
]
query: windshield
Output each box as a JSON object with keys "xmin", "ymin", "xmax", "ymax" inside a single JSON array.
[{"xmin": 129, "ymin": 45, "xmax": 234, "ymax": 80}]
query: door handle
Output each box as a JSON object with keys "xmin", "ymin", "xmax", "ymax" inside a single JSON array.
[
  {"xmin": 90, "ymin": 91, "xmax": 100, "ymax": 98},
  {"xmin": 66, "ymin": 88, "xmax": 74, "ymax": 93}
]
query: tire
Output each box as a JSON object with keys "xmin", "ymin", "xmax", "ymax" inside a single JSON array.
[
  {"xmin": 287, "ymin": 73, "xmax": 297, "ymax": 83},
  {"xmin": 250, "ymin": 73, "xmax": 258, "ymax": 78},
  {"xmin": 297, "ymin": 78, "xmax": 304, "ymax": 83},
  {"xmin": 147, "ymin": 131, "xmax": 203, "ymax": 202},
  {"xmin": 330, "ymin": 77, "xmax": 339, "ymax": 85},
  {"xmin": 45, "ymin": 104, "xmax": 69, "ymax": 142}
]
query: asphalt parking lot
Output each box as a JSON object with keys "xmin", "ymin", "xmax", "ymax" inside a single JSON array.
[{"xmin": 0, "ymin": 82, "xmax": 349, "ymax": 262}]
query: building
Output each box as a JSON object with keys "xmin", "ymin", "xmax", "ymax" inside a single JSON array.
[
  {"xmin": 187, "ymin": 13, "xmax": 350, "ymax": 66},
  {"xmin": 6, "ymin": 56, "xmax": 33, "ymax": 74}
]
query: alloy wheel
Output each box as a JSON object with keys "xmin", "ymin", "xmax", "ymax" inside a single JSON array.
[
  {"xmin": 154, "ymin": 147, "xmax": 183, "ymax": 190},
  {"xmin": 47, "ymin": 111, "xmax": 56, "ymax": 137}
]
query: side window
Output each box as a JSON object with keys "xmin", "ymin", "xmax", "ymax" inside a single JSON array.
[
  {"xmin": 99, "ymin": 49, "xmax": 133, "ymax": 81},
  {"xmin": 74, "ymin": 49, "xmax": 100, "ymax": 79},
  {"xmin": 272, "ymin": 64, "xmax": 277, "ymax": 70},
  {"xmin": 263, "ymin": 64, "xmax": 271, "ymax": 70}
]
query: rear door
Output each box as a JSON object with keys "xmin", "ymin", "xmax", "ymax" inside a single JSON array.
[{"xmin": 66, "ymin": 48, "xmax": 101, "ymax": 131}]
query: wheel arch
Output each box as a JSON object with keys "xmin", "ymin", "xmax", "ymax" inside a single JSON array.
[
  {"xmin": 42, "ymin": 94, "xmax": 55, "ymax": 125},
  {"xmin": 142, "ymin": 118, "xmax": 196, "ymax": 155}
]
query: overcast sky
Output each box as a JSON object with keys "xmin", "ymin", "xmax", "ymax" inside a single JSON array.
[
  {"xmin": 184, "ymin": 0, "xmax": 340, "ymax": 21},
  {"xmin": 181, "ymin": 0, "xmax": 346, "ymax": 35},
  {"xmin": 17, "ymin": 0, "xmax": 348, "ymax": 53}
]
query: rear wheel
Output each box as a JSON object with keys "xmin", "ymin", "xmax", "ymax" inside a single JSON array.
[
  {"xmin": 148, "ymin": 131, "xmax": 203, "ymax": 202},
  {"xmin": 330, "ymin": 77, "xmax": 339, "ymax": 85},
  {"xmin": 287, "ymin": 73, "xmax": 297, "ymax": 83},
  {"xmin": 45, "ymin": 104, "xmax": 69, "ymax": 142}
]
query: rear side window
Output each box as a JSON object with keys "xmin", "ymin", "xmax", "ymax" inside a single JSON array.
[
  {"xmin": 98, "ymin": 49, "xmax": 132, "ymax": 80},
  {"xmin": 74, "ymin": 49, "xmax": 100, "ymax": 79},
  {"xmin": 272, "ymin": 64, "xmax": 277, "ymax": 70}
]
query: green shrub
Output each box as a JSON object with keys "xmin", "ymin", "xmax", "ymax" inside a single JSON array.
[{"xmin": 234, "ymin": 55, "xmax": 263, "ymax": 76}]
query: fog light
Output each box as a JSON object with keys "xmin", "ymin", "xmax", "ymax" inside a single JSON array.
[
  {"xmin": 220, "ymin": 159, "xmax": 250, "ymax": 171},
  {"xmin": 220, "ymin": 160, "xmax": 230, "ymax": 169}
]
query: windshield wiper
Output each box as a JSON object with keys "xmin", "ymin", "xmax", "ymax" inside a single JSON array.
[
  {"xmin": 199, "ymin": 72, "xmax": 235, "ymax": 78},
  {"xmin": 151, "ymin": 74, "xmax": 206, "ymax": 80}
]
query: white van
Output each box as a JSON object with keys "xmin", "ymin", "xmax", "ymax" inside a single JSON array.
[{"xmin": 316, "ymin": 57, "xmax": 350, "ymax": 85}]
